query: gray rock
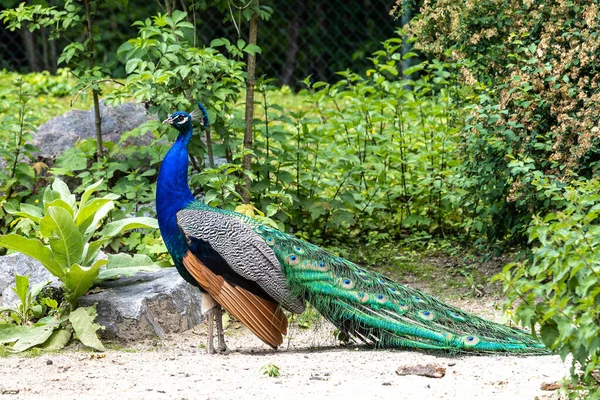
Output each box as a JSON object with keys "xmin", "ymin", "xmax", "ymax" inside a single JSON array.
[
  {"xmin": 78, "ymin": 268, "xmax": 204, "ymax": 341},
  {"xmin": 34, "ymin": 100, "xmax": 153, "ymax": 158},
  {"xmin": 0, "ymin": 253, "xmax": 61, "ymax": 307}
]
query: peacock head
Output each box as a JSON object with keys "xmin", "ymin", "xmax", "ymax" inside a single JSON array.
[{"xmin": 162, "ymin": 111, "xmax": 193, "ymax": 133}]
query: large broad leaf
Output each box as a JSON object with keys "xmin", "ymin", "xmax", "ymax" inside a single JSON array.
[
  {"xmin": 99, "ymin": 217, "xmax": 158, "ymax": 239},
  {"xmin": 69, "ymin": 306, "xmax": 104, "ymax": 351},
  {"xmin": 79, "ymin": 179, "xmax": 106, "ymax": 209},
  {"xmin": 82, "ymin": 202, "xmax": 115, "ymax": 243},
  {"xmin": 0, "ymin": 324, "xmax": 26, "ymax": 344},
  {"xmin": 51, "ymin": 178, "xmax": 76, "ymax": 209},
  {"xmin": 75, "ymin": 197, "xmax": 117, "ymax": 236},
  {"xmin": 10, "ymin": 323, "xmax": 57, "ymax": 352},
  {"xmin": 43, "ymin": 186, "xmax": 61, "ymax": 206},
  {"xmin": 63, "ymin": 263, "xmax": 101, "ymax": 305},
  {"xmin": 40, "ymin": 206, "xmax": 83, "ymax": 270},
  {"xmin": 81, "ymin": 239, "xmax": 110, "ymax": 267},
  {"xmin": 43, "ymin": 199, "xmax": 75, "ymax": 218},
  {"xmin": 0, "ymin": 234, "xmax": 64, "ymax": 279},
  {"xmin": 40, "ymin": 327, "xmax": 73, "ymax": 351},
  {"xmin": 98, "ymin": 253, "xmax": 161, "ymax": 281},
  {"xmin": 3, "ymin": 202, "xmax": 43, "ymax": 223}
]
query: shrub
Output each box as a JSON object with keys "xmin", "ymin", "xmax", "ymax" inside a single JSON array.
[
  {"xmin": 408, "ymin": 0, "xmax": 600, "ymax": 244},
  {"xmin": 497, "ymin": 176, "xmax": 600, "ymax": 396}
]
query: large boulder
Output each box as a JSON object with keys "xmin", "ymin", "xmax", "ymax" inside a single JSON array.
[
  {"xmin": 78, "ymin": 268, "xmax": 204, "ymax": 341},
  {"xmin": 0, "ymin": 253, "xmax": 61, "ymax": 307},
  {"xmin": 34, "ymin": 100, "xmax": 153, "ymax": 158}
]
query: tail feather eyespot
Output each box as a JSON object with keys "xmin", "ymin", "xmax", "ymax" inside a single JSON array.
[
  {"xmin": 462, "ymin": 335, "xmax": 480, "ymax": 346},
  {"xmin": 287, "ymin": 254, "xmax": 301, "ymax": 265},
  {"xmin": 340, "ymin": 278, "xmax": 355, "ymax": 289},
  {"xmin": 418, "ymin": 310, "xmax": 436, "ymax": 321}
]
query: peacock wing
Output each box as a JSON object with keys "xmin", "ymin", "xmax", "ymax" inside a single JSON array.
[{"xmin": 175, "ymin": 208, "xmax": 305, "ymax": 348}]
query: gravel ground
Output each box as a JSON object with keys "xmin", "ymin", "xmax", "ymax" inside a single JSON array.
[{"xmin": 0, "ymin": 311, "xmax": 569, "ymax": 400}]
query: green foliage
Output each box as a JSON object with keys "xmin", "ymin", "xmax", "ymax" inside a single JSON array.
[
  {"xmin": 260, "ymin": 363, "xmax": 281, "ymax": 378},
  {"xmin": 496, "ymin": 177, "xmax": 600, "ymax": 396},
  {"xmin": 0, "ymin": 273, "xmax": 104, "ymax": 352},
  {"xmin": 0, "ymin": 177, "xmax": 159, "ymax": 307},
  {"xmin": 1, "ymin": 0, "xmax": 109, "ymax": 104},
  {"xmin": 410, "ymin": 0, "xmax": 600, "ymax": 246},
  {"xmin": 0, "ymin": 275, "xmax": 54, "ymax": 326},
  {"xmin": 68, "ymin": 306, "xmax": 104, "ymax": 351},
  {"xmin": 111, "ymin": 10, "xmax": 245, "ymax": 164},
  {"xmin": 0, "ymin": 78, "xmax": 41, "ymax": 220},
  {"xmin": 242, "ymin": 34, "xmax": 468, "ymax": 244}
]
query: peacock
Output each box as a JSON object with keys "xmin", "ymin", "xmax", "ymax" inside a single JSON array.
[{"xmin": 156, "ymin": 103, "xmax": 548, "ymax": 354}]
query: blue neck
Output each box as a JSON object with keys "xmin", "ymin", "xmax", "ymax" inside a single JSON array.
[{"xmin": 156, "ymin": 129, "xmax": 195, "ymax": 251}]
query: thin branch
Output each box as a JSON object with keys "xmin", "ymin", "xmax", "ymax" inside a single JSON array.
[{"xmin": 70, "ymin": 79, "xmax": 125, "ymax": 107}]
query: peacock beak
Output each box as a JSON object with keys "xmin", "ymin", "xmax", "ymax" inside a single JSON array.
[{"xmin": 162, "ymin": 116, "xmax": 174, "ymax": 125}]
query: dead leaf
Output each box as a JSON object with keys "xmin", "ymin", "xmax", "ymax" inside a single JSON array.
[
  {"xmin": 396, "ymin": 363, "xmax": 446, "ymax": 378},
  {"xmin": 540, "ymin": 382, "xmax": 561, "ymax": 391},
  {"xmin": 32, "ymin": 162, "xmax": 48, "ymax": 175}
]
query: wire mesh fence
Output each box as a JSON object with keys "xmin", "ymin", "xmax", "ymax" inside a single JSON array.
[{"xmin": 0, "ymin": 0, "xmax": 398, "ymax": 87}]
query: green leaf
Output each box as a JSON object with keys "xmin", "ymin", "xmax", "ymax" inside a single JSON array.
[
  {"xmin": 98, "ymin": 253, "xmax": 160, "ymax": 281},
  {"xmin": 69, "ymin": 306, "xmax": 105, "ymax": 351},
  {"xmin": 0, "ymin": 234, "xmax": 64, "ymax": 279},
  {"xmin": 11, "ymin": 275, "xmax": 30, "ymax": 308},
  {"xmin": 244, "ymin": 44, "xmax": 262, "ymax": 56},
  {"xmin": 81, "ymin": 239, "xmax": 109, "ymax": 267},
  {"xmin": 99, "ymin": 217, "xmax": 158, "ymax": 239},
  {"xmin": 40, "ymin": 206, "xmax": 83, "ymax": 269},
  {"xmin": 0, "ymin": 324, "xmax": 26, "ymax": 344},
  {"xmin": 82, "ymin": 201, "xmax": 115, "ymax": 242},
  {"xmin": 79, "ymin": 179, "xmax": 105, "ymax": 208},
  {"xmin": 51, "ymin": 178, "xmax": 76, "ymax": 209},
  {"xmin": 403, "ymin": 64, "xmax": 424, "ymax": 76},
  {"xmin": 3, "ymin": 203, "xmax": 43, "ymax": 223},
  {"xmin": 75, "ymin": 198, "xmax": 117, "ymax": 235},
  {"xmin": 44, "ymin": 199, "xmax": 75, "ymax": 218},
  {"xmin": 29, "ymin": 280, "xmax": 50, "ymax": 300},
  {"xmin": 210, "ymin": 38, "xmax": 227, "ymax": 47},
  {"xmin": 11, "ymin": 323, "xmax": 57, "ymax": 352},
  {"xmin": 63, "ymin": 263, "xmax": 101, "ymax": 304},
  {"xmin": 540, "ymin": 322, "xmax": 559, "ymax": 349},
  {"xmin": 40, "ymin": 327, "xmax": 73, "ymax": 351}
]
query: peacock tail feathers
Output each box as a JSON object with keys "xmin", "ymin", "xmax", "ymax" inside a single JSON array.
[{"xmin": 250, "ymin": 224, "xmax": 548, "ymax": 354}]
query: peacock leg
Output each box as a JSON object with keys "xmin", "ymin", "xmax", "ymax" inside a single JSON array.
[
  {"xmin": 206, "ymin": 308, "xmax": 215, "ymax": 354},
  {"xmin": 214, "ymin": 307, "xmax": 228, "ymax": 353}
]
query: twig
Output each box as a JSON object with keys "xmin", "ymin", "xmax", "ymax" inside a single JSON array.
[{"xmin": 70, "ymin": 79, "xmax": 125, "ymax": 107}]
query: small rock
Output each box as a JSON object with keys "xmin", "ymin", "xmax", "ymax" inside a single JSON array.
[
  {"xmin": 46, "ymin": 360, "xmax": 53, "ymax": 365},
  {"xmin": 448, "ymin": 362, "xmax": 456, "ymax": 367},
  {"xmin": 382, "ymin": 382, "xmax": 392, "ymax": 386}
]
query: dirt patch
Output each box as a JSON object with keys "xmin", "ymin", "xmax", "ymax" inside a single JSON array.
[{"xmin": 0, "ymin": 307, "xmax": 568, "ymax": 400}]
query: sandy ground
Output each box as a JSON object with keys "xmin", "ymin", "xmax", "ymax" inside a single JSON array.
[{"xmin": 0, "ymin": 300, "xmax": 569, "ymax": 400}]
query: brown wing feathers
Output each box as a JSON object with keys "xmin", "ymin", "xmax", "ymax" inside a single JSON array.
[{"xmin": 182, "ymin": 252, "xmax": 288, "ymax": 348}]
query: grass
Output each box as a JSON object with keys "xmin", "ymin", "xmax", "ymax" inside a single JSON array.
[{"xmin": 342, "ymin": 239, "xmax": 500, "ymax": 300}]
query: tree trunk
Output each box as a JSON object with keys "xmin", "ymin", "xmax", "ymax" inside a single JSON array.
[
  {"xmin": 280, "ymin": 0, "xmax": 304, "ymax": 86},
  {"xmin": 401, "ymin": 0, "xmax": 421, "ymax": 82},
  {"xmin": 83, "ymin": 0, "xmax": 103, "ymax": 160},
  {"xmin": 21, "ymin": 28, "xmax": 40, "ymax": 72},
  {"xmin": 242, "ymin": 1, "xmax": 259, "ymax": 203}
]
